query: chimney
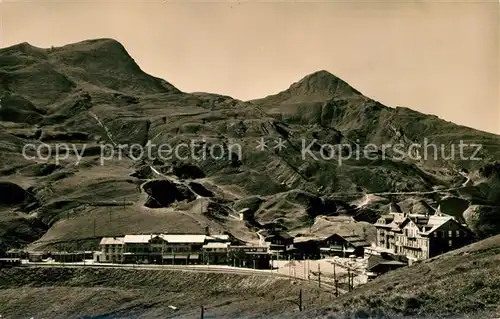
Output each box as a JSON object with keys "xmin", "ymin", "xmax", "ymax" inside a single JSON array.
[{"xmin": 205, "ymin": 226, "xmax": 210, "ymax": 236}]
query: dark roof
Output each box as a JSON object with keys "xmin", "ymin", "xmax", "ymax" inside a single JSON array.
[
  {"xmin": 261, "ymin": 230, "xmax": 293, "ymax": 240},
  {"xmin": 367, "ymin": 253, "xmax": 408, "ymax": 270},
  {"xmin": 339, "ymin": 234, "xmax": 369, "ymax": 247},
  {"xmin": 367, "ymin": 254, "xmax": 407, "ymax": 271},
  {"xmin": 323, "ymin": 233, "xmax": 369, "ymax": 247},
  {"xmin": 278, "ymin": 232, "xmax": 293, "ymax": 240}
]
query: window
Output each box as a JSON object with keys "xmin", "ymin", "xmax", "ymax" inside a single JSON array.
[
  {"xmin": 456, "ymin": 230, "xmax": 460, "ymax": 237},
  {"xmin": 433, "ymin": 232, "xmax": 437, "ymax": 237},
  {"xmin": 448, "ymin": 230, "xmax": 452, "ymax": 237},
  {"xmin": 448, "ymin": 239, "xmax": 452, "ymax": 247}
]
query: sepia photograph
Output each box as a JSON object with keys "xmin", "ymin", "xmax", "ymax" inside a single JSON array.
[{"xmin": 0, "ymin": 0, "xmax": 499, "ymax": 318}]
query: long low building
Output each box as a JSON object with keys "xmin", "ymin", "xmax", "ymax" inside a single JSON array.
[
  {"xmin": 94, "ymin": 233, "xmax": 273, "ymax": 269},
  {"xmin": 95, "ymin": 233, "xmax": 230, "ymax": 264}
]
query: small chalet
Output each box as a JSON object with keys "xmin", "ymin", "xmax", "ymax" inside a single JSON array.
[
  {"xmin": 259, "ymin": 230, "xmax": 294, "ymax": 254},
  {"xmin": 319, "ymin": 233, "xmax": 369, "ymax": 258},
  {"xmin": 293, "ymin": 236, "xmax": 321, "ymax": 260},
  {"xmin": 366, "ymin": 253, "xmax": 408, "ymax": 279}
]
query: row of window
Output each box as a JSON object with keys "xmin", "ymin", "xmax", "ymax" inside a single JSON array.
[
  {"xmin": 433, "ymin": 230, "xmax": 463, "ymax": 238},
  {"xmin": 104, "ymin": 254, "xmax": 122, "ymax": 261},
  {"xmin": 380, "ymin": 229, "xmax": 464, "ymax": 239}
]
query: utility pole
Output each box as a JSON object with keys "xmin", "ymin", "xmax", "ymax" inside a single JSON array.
[
  {"xmin": 347, "ymin": 268, "xmax": 351, "ymax": 291},
  {"xmin": 317, "ymin": 264, "xmax": 321, "ymax": 288},
  {"xmin": 299, "ymin": 289, "xmax": 302, "ymax": 312},
  {"xmin": 303, "ymin": 259, "xmax": 306, "ymax": 280},
  {"xmin": 93, "ymin": 219, "xmax": 96, "ymax": 237},
  {"xmin": 347, "ymin": 269, "xmax": 351, "ymax": 291},
  {"xmin": 351, "ymin": 270, "xmax": 355, "ymax": 290},
  {"xmin": 307, "ymin": 259, "xmax": 310, "ymax": 281},
  {"xmin": 200, "ymin": 305, "xmax": 204, "ymax": 319},
  {"xmin": 334, "ymin": 263, "xmax": 339, "ymax": 297},
  {"xmin": 288, "ymin": 255, "xmax": 291, "ymax": 276},
  {"xmin": 123, "ymin": 197, "xmax": 126, "ymax": 212},
  {"xmin": 108, "ymin": 206, "xmax": 111, "ymax": 222}
]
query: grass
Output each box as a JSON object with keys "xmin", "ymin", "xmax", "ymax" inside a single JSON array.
[
  {"xmin": 0, "ymin": 267, "xmax": 331, "ymax": 319},
  {"xmin": 299, "ymin": 235, "xmax": 500, "ymax": 318}
]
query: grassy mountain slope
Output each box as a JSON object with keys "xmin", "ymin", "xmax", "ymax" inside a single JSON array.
[
  {"xmin": 0, "ymin": 38, "xmax": 499, "ymax": 251},
  {"xmin": 297, "ymin": 234, "xmax": 500, "ymax": 318}
]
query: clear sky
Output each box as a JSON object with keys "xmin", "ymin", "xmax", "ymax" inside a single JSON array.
[{"xmin": 1, "ymin": 0, "xmax": 499, "ymax": 134}]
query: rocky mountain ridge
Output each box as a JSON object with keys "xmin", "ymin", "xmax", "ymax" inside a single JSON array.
[{"xmin": 1, "ymin": 38, "xmax": 499, "ymax": 251}]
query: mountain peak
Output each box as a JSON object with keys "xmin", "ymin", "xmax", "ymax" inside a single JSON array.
[
  {"xmin": 49, "ymin": 38, "xmax": 181, "ymax": 94},
  {"xmin": 0, "ymin": 42, "xmax": 46, "ymax": 58},
  {"xmin": 60, "ymin": 38, "xmax": 127, "ymax": 52},
  {"xmin": 286, "ymin": 69, "xmax": 362, "ymax": 101},
  {"xmin": 301, "ymin": 69, "xmax": 337, "ymax": 80}
]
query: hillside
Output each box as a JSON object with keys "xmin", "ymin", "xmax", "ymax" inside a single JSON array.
[
  {"xmin": 0, "ymin": 235, "xmax": 498, "ymax": 318},
  {"xmin": 0, "ymin": 38, "xmax": 500, "ymax": 251},
  {"xmin": 296, "ymin": 234, "xmax": 500, "ymax": 318},
  {"xmin": 0, "ymin": 267, "xmax": 330, "ymax": 318}
]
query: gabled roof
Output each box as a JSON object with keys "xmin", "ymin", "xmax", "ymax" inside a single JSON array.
[
  {"xmin": 367, "ymin": 254, "xmax": 407, "ymax": 271},
  {"xmin": 376, "ymin": 213, "xmax": 407, "ymax": 229},
  {"xmin": 123, "ymin": 235, "xmax": 153, "ymax": 244},
  {"xmin": 323, "ymin": 233, "xmax": 369, "ymax": 247},
  {"xmin": 123, "ymin": 234, "xmax": 208, "ymax": 244},
  {"xmin": 420, "ymin": 216, "xmax": 454, "ymax": 235},
  {"xmin": 383, "ymin": 212, "xmax": 466, "ymax": 236},
  {"xmin": 339, "ymin": 234, "xmax": 369, "ymax": 247},
  {"xmin": 100, "ymin": 237, "xmax": 124, "ymax": 245},
  {"xmin": 294, "ymin": 236, "xmax": 320, "ymax": 244},
  {"xmin": 206, "ymin": 234, "xmax": 230, "ymax": 241},
  {"xmin": 261, "ymin": 230, "xmax": 293, "ymax": 240}
]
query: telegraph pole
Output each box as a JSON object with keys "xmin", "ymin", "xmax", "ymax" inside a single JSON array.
[
  {"xmin": 347, "ymin": 269, "xmax": 351, "ymax": 291},
  {"xmin": 307, "ymin": 259, "xmax": 311, "ymax": 280},
  {"xmin": 288, "ymin": 255, "xmax": 291, "ymax": 276},
  {"xmin": 303, "ymin": 259, "xmax": 306, "ymax": 280},
  {"xmin": 317, "ymin": 264, "xmax": 321, "ymax": 288},
  {"xmin": 351, "ymin": 270, "xmax": 355, "ymax": 290},
  {"xmin": 334, "ymin": 263, "xmax": 339, "ymax": 297},
  {"xmin": 200, "ymin": 305, "xmax": 204, "ymax": 319},
  {"xmin": 299, "ymin": 289, "xmax": 302, "ymax": 311},
  {"xmin": 93, "ymin": 219, "xmax": 96, "ymax": 237}
]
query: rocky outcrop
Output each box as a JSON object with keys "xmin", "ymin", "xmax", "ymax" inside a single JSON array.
[
  {"xmin": 233, "ymin": 196, "xmax": 265, "ymax": 215},
  {"xmin": 439, "ymin": 196, "xmax": 469, "ymax": 223},
  {"xmin": 463, "ymin": 205, "xmax": 500, "ymax": 238},
  {"xmin": 172, "ymin": 163, "xmax": 205, "ymax": 179},
  {"xmin": 0, "ymin": 182, "xmax": 28, "ymax": 205},
  {"xmin": 188, "ymin": 182, "xmax": 214, "ymax": 197},
  {"xmin": 142, "ymin": 180, "xmax": 196, "ymax": 208}
]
